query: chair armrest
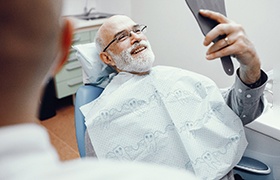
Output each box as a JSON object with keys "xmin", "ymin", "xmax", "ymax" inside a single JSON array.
[{"xmin": 234, "ymin": 156, "xmax": 271, "ymax": 175}]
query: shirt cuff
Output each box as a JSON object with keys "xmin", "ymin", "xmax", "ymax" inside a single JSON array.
[{"xmin": 234, "ymin": 69, "xmax": 267, "ymax": 104}]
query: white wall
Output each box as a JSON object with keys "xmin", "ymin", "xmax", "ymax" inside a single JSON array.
[
  {"xmin": 131, "ymin": 0, "xmax": 279, "ymax": 88},
  {"xmin": 62, "ymin": 0, "xmax": 96, "ymax": 16},
  {"xmin": 95, "ymin": 0, "xmax": 131, "ymax": 16},
  {"xmin": 62, "ymin": 0, "xmax": 131, "ymax": 16}
]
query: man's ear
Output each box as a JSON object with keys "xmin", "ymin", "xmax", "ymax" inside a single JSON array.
[
  {"xmin": 100, "ymin": 52, "xmax": 116, "ymax": 67},
  {"xmin": 54, "ymin": 19, "xmax": 74, "ymax": 74}
]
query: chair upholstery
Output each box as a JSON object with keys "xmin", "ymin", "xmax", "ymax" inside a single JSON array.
[{"xmin": 74, "ymin": 84, "xmax": 104, "ymax": 157}]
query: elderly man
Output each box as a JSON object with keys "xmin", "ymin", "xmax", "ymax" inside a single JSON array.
[
  {"xmin": 81, "ymin": 10, "xmax": 267, "ymax": 180},
  {"xmin": 0, "ymin": 0, "xmax": 199, "ymax": 179}
]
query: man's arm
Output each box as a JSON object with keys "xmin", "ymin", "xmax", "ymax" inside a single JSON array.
[{"xmin": 199, "ymin": 10, "xmax": 268, "ymax": 124}]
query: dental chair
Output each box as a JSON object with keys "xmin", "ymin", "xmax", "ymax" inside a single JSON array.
[
  {"xmin": 73, "ymin": 42, "xmax": 272, "ymax": 179},
  {"xmin": 74, "ymin": 84, "xmax": 103, "ymax": 157},
  {"xmin": 73, "ymin": 42, "xmax": 112, "ymax": 158}
]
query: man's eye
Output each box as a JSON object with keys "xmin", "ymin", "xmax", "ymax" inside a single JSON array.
[
  {"xmin": 134, "ymin": 29, "xmax": 141, "ymax": 33},
  {"xmin": 117, "ymin": 34, "xmax": 127, "ymax": 41}
]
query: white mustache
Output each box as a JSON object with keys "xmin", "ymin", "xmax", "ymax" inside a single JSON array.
[{"xmin": 128, "ymin": 41, "xmax": 149, "ymax": 53}]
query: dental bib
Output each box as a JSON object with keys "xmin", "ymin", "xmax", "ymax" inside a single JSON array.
[{"xmin": 81, "ymin": 66, "xmax": 248, "ymax": 179}]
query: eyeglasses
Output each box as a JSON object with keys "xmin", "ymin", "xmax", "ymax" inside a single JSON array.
[{"xmin": 103, "ymin": 24, "xmax": 147, "ymax": 52}]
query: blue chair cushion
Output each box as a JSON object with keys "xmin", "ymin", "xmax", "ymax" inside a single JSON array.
[{"xmin": 74, "ymin": 84, "xmax": 104, "ymax": 157}]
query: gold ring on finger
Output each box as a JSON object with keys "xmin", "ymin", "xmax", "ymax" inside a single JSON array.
[{"xmin": 224, "ymin": 37, "xmax": 229, "ymax": 46}]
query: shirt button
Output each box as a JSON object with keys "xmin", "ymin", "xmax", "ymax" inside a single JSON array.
[
  {"xmin": 238, "ymin": 89, "xmax": 242, "ymax": 93},
  {"xmin": 243, "ymin": 115, "xmax": 247, "ymax": 118},
  {"xmin": 246, "ymin": 94, "xmax": 252, "ymax": 98}
]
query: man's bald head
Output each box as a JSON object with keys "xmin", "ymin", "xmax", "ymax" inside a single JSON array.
[
  {"xmin": 0, "ymin": 0, "xmax": 73, "ymax": 125},
  {"xmin": 95, "ymin": 15, "xmax": 137, "ymax": 52},
  {"xmin": 0, "ymin": 0, "xmax": 62, "ymax": 74}
]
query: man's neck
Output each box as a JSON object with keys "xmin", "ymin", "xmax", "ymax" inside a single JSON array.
[{"xmin": 128, "ymin": 70, "xmax": 150, "ymax": 76}]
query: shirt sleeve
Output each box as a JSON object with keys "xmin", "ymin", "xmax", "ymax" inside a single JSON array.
[{"xmin": 222, "ymin": 69, "xmax": 268, "ymax": 125}]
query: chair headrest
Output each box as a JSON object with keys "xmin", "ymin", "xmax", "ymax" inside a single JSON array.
[{"xmin": 73, "ymin": 42, "xmax": 116, "ymax": 88}]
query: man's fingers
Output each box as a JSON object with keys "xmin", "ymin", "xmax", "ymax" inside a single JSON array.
[
  {"xmin": 199, "ymin": 9, "xmax": 230, "ymax": 24},
  {"xmin": 203, "ymin": 23, "xmax": 233, "ymax": 46},
  {"xmin": 206, "ymin": 34, "xmax": 240, "ymax": 60},
  {"xmin": 206, "ymin": 37, "xmax": 231, "ymax": 55},
  {"xmin": 206, "ymin": 45, "xmax": 235, "ymax": 60}
]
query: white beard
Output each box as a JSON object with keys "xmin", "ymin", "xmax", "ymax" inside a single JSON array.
[{"xmin": 108, "ymin": 40, "xmax": 155, "ymax": 73}]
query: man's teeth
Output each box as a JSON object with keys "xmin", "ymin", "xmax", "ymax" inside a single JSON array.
[{"xmin": 133, "ymin": 47, "xmax": 145, "ymax": 54}]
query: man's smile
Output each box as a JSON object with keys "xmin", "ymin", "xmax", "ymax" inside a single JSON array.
[{"xmin": 131, "ymin": 46, "xmax": 147, "ymax": 55}]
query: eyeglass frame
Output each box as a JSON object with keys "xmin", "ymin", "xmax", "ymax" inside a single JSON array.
[{"xmin": 102, "ymin": 24, "xmax": 147, "ymax": 52}]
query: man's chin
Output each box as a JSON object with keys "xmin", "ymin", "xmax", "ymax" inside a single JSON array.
[{"xmin": 120, "ymin": 65, "xmax": 153, "ymax": 75}]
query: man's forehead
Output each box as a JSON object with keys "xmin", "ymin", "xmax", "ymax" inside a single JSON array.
[{"xmin": 103, "ymin": 15, "xmax": 136, "ymax": 35}]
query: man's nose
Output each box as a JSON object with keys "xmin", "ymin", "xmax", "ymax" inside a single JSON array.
[{"xmin": 129, "ymin": 31, "xmax": 142, "ymax": 44}]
